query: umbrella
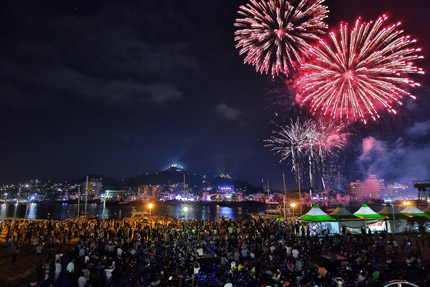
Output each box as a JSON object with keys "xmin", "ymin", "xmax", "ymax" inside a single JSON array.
[
  {"xmin": 298, "ymin": 204, "xmax": 335, "ymax": 222},
  {"xmin": 353, "ymin": 203, "xmax": 385, "ymax": 220},
  {"xmin": 401, "ymin": 206, "xmax": 430, "ymax": 219},
  {"xmin": 329, "ymin": 204, "xmax": 360, "ymax": 220},
  {"xmin": 378, "ymin": 204, "xmax": 409, "ymax": 220}
]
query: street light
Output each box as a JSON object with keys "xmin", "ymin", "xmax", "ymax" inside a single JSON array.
[
  {"xmin": 290, "ymin": 203, "xmax": 296, "ymax": 217},
  {"xmin": 148, "ymin": 203, "xmax": 153, "ymax": 217}
]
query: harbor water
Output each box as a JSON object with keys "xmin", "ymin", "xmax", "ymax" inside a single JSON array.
[{"xmin": 0, "ymin": 202, "xmax": 268, "ymax": 220}]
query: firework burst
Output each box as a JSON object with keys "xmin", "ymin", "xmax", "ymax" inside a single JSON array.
[
  {"xmin": 234, "ymin": 0, "xmax": 328, "ymax": 77},
  {"xmin": 296, "ymin": 15, "xmax": 424, "ymax": 123},
  {"xmin": 314, "ymin": 120, "xmax": 349, "ymax": 157},
  {"xmin": 265, "ymin": 118, "xmax": 348, "ymax": 188},
  {"xmin": 265, "ymin": 118, "xmax": 314, "ymax": 169},
  {"xmin": 266, "ymin": 119, "xmax": 348, "ymax": 163}
]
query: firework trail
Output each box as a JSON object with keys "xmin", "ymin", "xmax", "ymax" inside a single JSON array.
[
  {"xmin": 314, "ymin": 120, "xmax": 349, "ymax": 157},
  {"xmin": 265, "ymin": 118, "xmax": 314, "ymax": 172},
  {"xmin": 312, "ymin": 120, "xmax": 349, "ymax": 188},
  {"xmin": 296, "ymin": 15, "xmax": 424, "ymax": 124},
  {"xmin": 263, "ymin": 78, "xmax": 311, "ymax": 121},
  {"xmin": 234, "ymin": 0, "xmax": 328, "ymax": 77}
]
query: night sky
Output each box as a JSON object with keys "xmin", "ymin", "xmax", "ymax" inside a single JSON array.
[{"xmin": 1, "ymin": 0, "xmax": 429, "ymax": 189}]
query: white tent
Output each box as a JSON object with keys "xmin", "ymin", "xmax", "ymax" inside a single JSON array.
[
  {"xmin": 353, "ymin": 203, "xmax": 385, "ymax": 220},
  {"xmin": 298, "ymin": 204, "xmax": 335, "ymax": 222},
  {"xmin": 378, "ymin": 204, "xmax": 408, "ymax": 233},
  {"xmin": 401, "ymin": 206, "xmax": 430, "ymax": 218},
  {"xmin": 329, "ymin": 204, "xmax": 364, "ymax": 229},
  {"xmin": 353, "ymin": 203, "xmax": 385, "ymax": 231}
]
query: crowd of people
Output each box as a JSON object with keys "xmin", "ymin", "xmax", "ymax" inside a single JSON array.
[{"xmin": 1, "ymin": 216, "xmax": 430, "ymax": 287}]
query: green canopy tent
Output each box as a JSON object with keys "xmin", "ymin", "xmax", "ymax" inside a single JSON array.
[
  {"xmin": 298, "ymin": 204, "xmax": 337, "ymax": 234},
  {"xmin": 401, "ymin": 206, "xmax": 430, "ymax": 219},
  {"xmin": 378, "ymin": 204, "xmax": 409, "ymax": 220},
  {"xmin": 330, "ymin": 204, "xmax": 359, "ymax": 220},
  {"xmin": 353, "ymin": 203, "xmax": 385, "ymax": 231},
  {"xmin": 353, "ymin": 203, "xmax": 385, "ymax": 220},
  {"xmin": 378, "ymin": 204, "xmax": 409, "ymax": 233},
  {"xmin": 298, "ymin": 204, "xmax": 335, "ymax": 222},
  {"xmin": 329, "ymin": 204, "xmax": 364, "ymax": 229},
  {"xmin": 422, "ymin": 205, "xmax": 430, "ymax": 214}
]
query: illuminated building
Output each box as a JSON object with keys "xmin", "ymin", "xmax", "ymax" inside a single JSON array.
[
  {"xmin": 140, "ymin": 185, "xmax": 163, "ymax": 200},
  {"xmin": 82, "ymin": 178, "xmax": 103, "ymax": 196}
]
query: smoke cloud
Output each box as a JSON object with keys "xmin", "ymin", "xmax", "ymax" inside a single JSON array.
[{"xmin": 357, "ymin": 135, "xmax": 430, "ymax": 186}]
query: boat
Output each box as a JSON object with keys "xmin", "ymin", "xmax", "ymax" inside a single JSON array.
[
  {"xmin": 126, "ymin": 208, "xmax": 178, "ymax": 223},
  {"xmin": 128, "ymin": 208, "xmax": 150, "ymax": 219},
  {"xmin": 250, "ymin": 208, "xmax": 283, "ymax": 220},
  {"xmin": 78, "ymin": 214, "xmax": 99, "ymax": 220},
  {"xmin": 119, "ymin": 198, "xmax": 134, "ymax": 205},
  {"xmin": 250, "ymin": 205, "xmax": 291, "ymax": 221}
]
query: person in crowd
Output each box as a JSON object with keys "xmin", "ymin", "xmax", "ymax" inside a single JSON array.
[{"xmin": 3, "ymin": 214, "xmax": 427, "ymax": 287}]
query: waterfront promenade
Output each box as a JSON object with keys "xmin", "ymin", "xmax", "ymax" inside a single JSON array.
[{"xmin": 0, "ymin": 217, "xmax": 429, "ymax": 287}]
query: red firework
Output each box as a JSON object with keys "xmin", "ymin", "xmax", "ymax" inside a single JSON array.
[
  {"xmin": 234, "ymin": 0, "xmax": 328, "ymax": 78},
  {"xmin": 296, "ymin": 15, "xmax": 424, "ymax": 124}
]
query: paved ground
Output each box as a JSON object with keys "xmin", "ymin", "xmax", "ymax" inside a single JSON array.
[{"xmin": 0, "ymin": 242, "xmax": 76, "ymax": 287}]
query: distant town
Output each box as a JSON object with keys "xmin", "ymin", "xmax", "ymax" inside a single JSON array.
[{"xmin": 0, "ymin": 163, "xmax": 426, "ymax": 207}]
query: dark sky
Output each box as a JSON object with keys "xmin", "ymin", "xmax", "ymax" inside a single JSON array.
[{"xmin": 0, "ymin": 0, "xmax": 429, "ymax": 189}]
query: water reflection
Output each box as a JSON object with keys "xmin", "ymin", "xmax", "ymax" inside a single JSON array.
[
  {"xmin": 219, "ymin": 207, "xmax": 234, "ymax": 219},
  {"xmin": 27, "ymin": 203, "xmax": 37, "ymax": 219},
  {"xmin": 0, "ymin": 204, "xmax": 7, "ymax": 217},
  {"xmin": 0, "ymin": 203, "xmax": 265, "ymax": 220}
]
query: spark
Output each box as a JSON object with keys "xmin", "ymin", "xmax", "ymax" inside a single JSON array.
[
  {"xmin": 296, "ymin": 15, "xmax": 424, "ymax": 123},
  {"xmin": 234, "ymin": 0, "xmax": 329, "ymax": 77}
]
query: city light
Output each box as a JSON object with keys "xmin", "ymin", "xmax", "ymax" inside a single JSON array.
[
  {"xmin": 290, "ymin": 202, "xmax": 296, "ymax": 217},
  {"xmin": 148, "ymin": 203, "xmax": 153, "ymax": 217}
]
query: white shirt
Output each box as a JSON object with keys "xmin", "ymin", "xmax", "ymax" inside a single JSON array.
[
  {"xmin": 105, "ymin": 268, "xmax": 114, "ymax": 279},
  {"xmin": 270, "ymin": 246, "xmax": 276, "ymax": 254},
  {"xmin": 292, "ymin": 249, "xmax": 299, "ymax": 258},
  {"xmin": 357, "ymin": 274, "xmax": 366, "ymax": 282},
  {"xmin": 196, "ymin": 248, "xmax": 204, "ymax": 257},
  {"xmin": 66, "ymin": 262, "xmax": 74, "ymax": 273},
  {"xmin": 193, "ymin": 266, "xmax": 200, "ymax": 274},
  {"xmin": 78, "ymin": 275, "xmax": 87, "ymax": 287},
  {"xmin": 55, "ymin": 262, "xmax": 62, "ymax": 274}
]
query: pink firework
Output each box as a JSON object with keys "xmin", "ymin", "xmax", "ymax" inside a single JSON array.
[
  {"xmin": 234, "ymin": 0, "xmax": 328, "ymax": 77},
  {"xmin": 296, "ymin": 15, "xmax": 424, "ymax": 123},
  {"xmin": 313, "ymin": 120, "xmax": 349, "ymax": 158}
]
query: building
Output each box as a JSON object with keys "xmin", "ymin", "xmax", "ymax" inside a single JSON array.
[
  {"xmin": 82, "ymin": 178, "xmax": 103, "ymax": 196},
  {"xmin": 104, "ymin": 189, "xmax": 128, "ymax": 198},
  {"xmin": 140, "ymin": 185, "xmax": 163, "ymax": 200}
]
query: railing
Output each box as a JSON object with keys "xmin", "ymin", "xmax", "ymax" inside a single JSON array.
[
  {"xmin": 413, "ymin": 180, "xmax": 430, "ymax": 185},
  {"xmin": 382, "ymin": 280, "xmax": 420, "ymax": 287}
]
